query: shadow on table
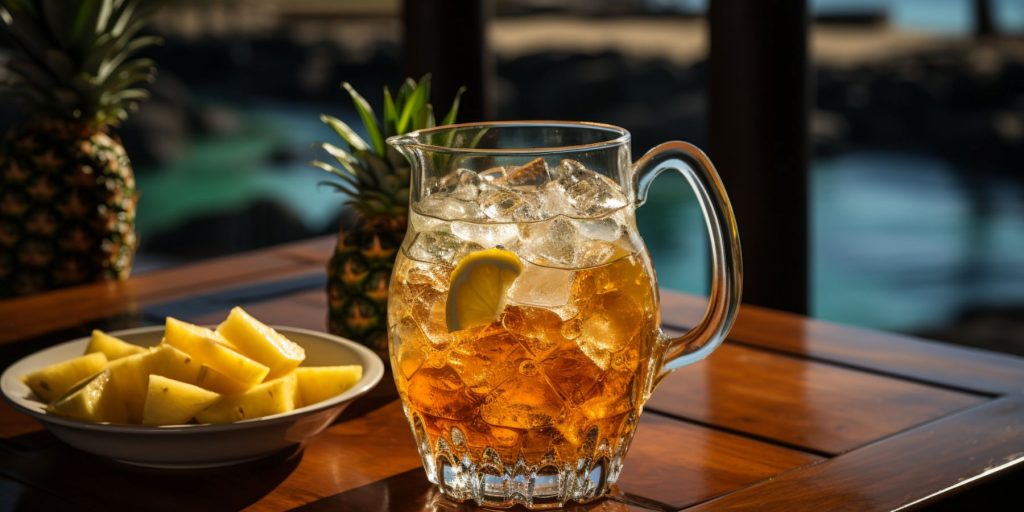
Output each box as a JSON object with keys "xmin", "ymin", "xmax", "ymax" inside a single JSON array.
[{"xmin": 2, "ymin": 429, "xmax": 302, "ymax": 511}]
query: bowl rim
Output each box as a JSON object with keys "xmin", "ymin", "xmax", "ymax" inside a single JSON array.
[{"xmin": 0, "ymin": 324, "xmax": 385, "ymax": 434}]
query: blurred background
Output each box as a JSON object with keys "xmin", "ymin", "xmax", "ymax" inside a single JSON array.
[{"xmin": 2, "ymin": 0, "xmax": 1021, "ymax": 354}]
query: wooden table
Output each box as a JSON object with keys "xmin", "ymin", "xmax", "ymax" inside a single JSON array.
[{"xmin": 1, "ymin": 236, "xmax": 1022, "ymax": 511}]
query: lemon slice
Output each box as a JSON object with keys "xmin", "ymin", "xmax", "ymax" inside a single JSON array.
[{"xmin": 446, "ymin": 248, "xmax": 523, "ymax": 331}]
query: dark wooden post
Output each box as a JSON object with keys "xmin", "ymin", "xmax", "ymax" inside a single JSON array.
[
  {"xmin": 402, "ymin": 0, "xmax": 493, "ymax": 121},
  {"xmin": 708, "ymin": 0, "xmax": 811, "ymax": 314},
  {"xmin": 974, "ymin": 0, "xmax": 996, "ymax": 38}
]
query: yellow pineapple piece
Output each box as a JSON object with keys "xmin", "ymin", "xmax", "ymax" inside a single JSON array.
[
  {"xmin": 195, "ymin": 373, "xmax": 297, "ymax": 424},
  {"xmin": 142, "ymin": 375, "xmax": 220, "ymax": 426},
  {"xmin": 46, "ymin": 370, "xmax": 119, "ymax": 422},
  {"xmin": 85, "ymin": 330, "xmax": 145, "ymax": 360},
  {"xmin": 196, "ymin": 365, "xmax": 251, "ymax": 395},
  {"xmin": 163, "ymin": 317, "xmax": 269, "ymax": 386},
  {"xmin": 105, "ymin": 344, "xmax": 202, "ymax": 424},
  {"xmin": 216, "ymin": 307, "xmax": 305, "ymax": 379},
  {"xmin": 21, "ymin": 352, "xmax": 108, "ymax": 403},
  {"xmin": 294, "ymin": 366, "xmax": 362, "ymax": 407}
]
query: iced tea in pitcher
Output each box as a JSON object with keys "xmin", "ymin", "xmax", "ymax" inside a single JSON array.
[{"xmin": 387, "ymin": 122, "xmax": 742, "ymax": 509}]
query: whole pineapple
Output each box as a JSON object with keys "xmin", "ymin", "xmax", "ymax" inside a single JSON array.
[
  {"xmin": 0, "ymin": 0, "xmax": 160, "ymax": 297},
  {"xmin": 313, "ymin": 77, "xmax": 462, "ymax": 353}
]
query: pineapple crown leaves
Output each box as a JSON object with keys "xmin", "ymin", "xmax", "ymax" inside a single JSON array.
[
  {"xmin": 312, "ymin": 75, "xmax": 465, "ymax": 219},
  {"xmin": 0, "ymin": 0, "xmax": 163, "ymax": 128}
]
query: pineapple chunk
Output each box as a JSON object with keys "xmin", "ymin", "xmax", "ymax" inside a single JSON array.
[
  {"xmin": 46, "ymin": 370, "xmax": 118, "ymax": 422},
  {"xmin": 105, "ymin": 344, "xmax": 202, "ymax": 424},
  {"xmin": 163, "ymin": 318, "xmax": 269, "ymax": 386},
  {"xmin": 196, "ymin": 365, "xmax": 251, "ymax": 395},
  {"xmin": 22, "ymin": 352, "xmax": 108, "ymax": 403},
  {"xmin": 142, "ymin": 375, "xmax": 220, "ymax": 426},
  {"xmin": 195, "ymin": 373, "xmax": 297, "ymax": 424},
  {"xmin": 294, "ymin": 366, "xmax": 362, "ymax": 407},
  {"xmin": 85, "ymin": 330, "xmax": 146, "ymax": 360},
  {"xmin": 216, "ymin": 307, "xmax": 305, "ymax": 379}
]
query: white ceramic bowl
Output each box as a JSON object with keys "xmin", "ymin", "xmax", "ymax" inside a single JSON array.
[{"xmin": 0, "ymin": 325, "xmax": 384, "ymax": 469}]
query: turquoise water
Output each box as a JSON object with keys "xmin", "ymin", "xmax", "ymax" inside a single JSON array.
[{"xmin": 136, "ymin": 103, "xmax": 346, "ymax": 238}]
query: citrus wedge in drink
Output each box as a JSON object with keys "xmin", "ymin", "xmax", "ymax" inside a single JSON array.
[{"xmin": 446, "ymin": 248, "xmax": 523, "ymax": 331}]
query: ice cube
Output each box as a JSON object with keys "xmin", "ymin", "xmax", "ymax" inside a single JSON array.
[
  {"xmin": 553, "ymin": 160, "xmax": 628, "ymax": 217},
  {"xmin": 429, "ymin": 168, "xmax": 482, "ymax": 201},
  {"xmin": 451, "ymin": 219, "xmax": 520, "ymax": 248},
  {"xmin": 577, "ymin": 240, "xmax": 622, "ymax": 268},
  {"xmin": 478, "ymin": 166, "xmax": 508, "ymax": 185},
  {"xmin": 448, "ymin": 327, "xmax": 528, "ymax": 395},
  {"xmin": 506, "ymin": 263, "xmax": 574, "ymax": 310},
  {"xmin": 504, "ymin": 158, "xmax": 551, "ymax": 187},
  {"xmin": 480, "ymin": 371, "xmax": 565, "ymax": 429},
  {"xmin": 410, "ymin": 209, "xmax": 447, "ymax": 233},
  {"xmin": 539, "ymin": 344, "xmax": 603, "ymax": 405},
  {"xmin": 478, "ymin": 188, "xmax": 542, "ymax": 222},
  {"xmin": 577, "ymin": 215, "xmax": 625, "ymax": 242},
  {"xmin": 413, "ymin": 295, "xmax": 452, "ymax": 347},
  {"xmin": 552, "ymin": 159, "xmax": 589, "ymax": 178},
  {"xmin": 537, "ymin": 180, "xmax": 575, "ymax": 217},
  {"xmin": 391, "ymin": 317, "xmax": 428, "ymax": 379},
  {"xmin": 407, "ymin": 230, "xmax": 483, "ymax": 263},
  {"xmin": 416, "ymin": 195, "xmax": 484, "ymax": 220},
  {"xmin": 502, "ymin": 305, "xmax": 567, "ymax": 356},
  {"xmin": 575, "ymin": 291, "xmax": 643, "ymax": 369},
  {"xmin": 407, "ymin": 366, "xmax": 480, "ymax": 420},
  {"xmin": 521, "ymin": 217, "xmax": 581, "ymax": 267}
]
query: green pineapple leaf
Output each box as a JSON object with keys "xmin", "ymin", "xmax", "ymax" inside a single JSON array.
[
  {"xmin": 342, "ymin": 82, "xmax": 385, "ymax": 156},
  {"xmin": 314, "ymin": 76, "xmax": 465, "ymax": 220},
  {"xmin": 441, "ymin": 86, "xmax": 466, "ymax": 127},
  {"xmin": 397, "ymin": 74, "xmax": 430, "ymax": 134},
  {"xmin": 0, "ymin": 0, "xmax": 161, "ymax": 127},
  {"xmin": 311, "ymin": 161, "xmax": 360, "ymax": 193},
  {"xmin": 319, "ymin": 142, "xmax": 379, "ymax": 188},
  {"xmin": 382, "ymin": 86, "xmax": 398, "ymax": 137},
  {"xmin": 320, "ymin": 114, "xmax": 369, "ymax": 152}
]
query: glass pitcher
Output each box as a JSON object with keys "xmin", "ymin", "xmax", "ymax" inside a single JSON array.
[{"xmin": 386, "ymin": 121, "xmax": 741, "ymax": 509}]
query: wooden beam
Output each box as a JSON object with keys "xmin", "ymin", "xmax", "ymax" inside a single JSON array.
[{"xmin": 708, "ymin": 0, "xmax": 811, "ymax": 314}]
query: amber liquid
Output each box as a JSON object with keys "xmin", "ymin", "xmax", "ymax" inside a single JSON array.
[{"xmin": 389, "ymin": 248, "xmax": 660, "ymax": 470}]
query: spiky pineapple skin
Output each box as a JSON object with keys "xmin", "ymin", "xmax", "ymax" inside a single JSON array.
[
  {"xmin": 327, "ymin": 216, "xmax": 406, "ymax": 353},
  {"xmin": 0, "ymin": 122, "xmax": 137, "ymax": 297}
]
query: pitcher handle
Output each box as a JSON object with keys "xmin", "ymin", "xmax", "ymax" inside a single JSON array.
[{"xmin": 633, "ymin": 141, "xmax": 743, "ymax": 380}]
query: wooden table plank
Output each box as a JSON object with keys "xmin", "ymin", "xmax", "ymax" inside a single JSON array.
[
  {"xmin": 273, "ymin": 236, "xmax": 336, "ymax": 266},
  {"xmin": 618, "ymin": 414, "xmax": 821, "ymax": 509},
  {"xmin": 0, "ymin": 239, "xmax": 331, "ymax": 346},
  {"xmin": 660, "ymin": 292, "xmax": 1024, "ymax": 395},
  {"xmin": 646, "ymin": 342, "xmax": 985, "ymax": 455},
  {"xmin": 684, "ymin": 392, "xmax": 1024, "ymax": 511}
]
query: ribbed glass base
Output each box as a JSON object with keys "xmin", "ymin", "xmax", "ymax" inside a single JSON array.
[{"xmin": 406, "ymin": 407, "xmax": 636, "ymax": 509}]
